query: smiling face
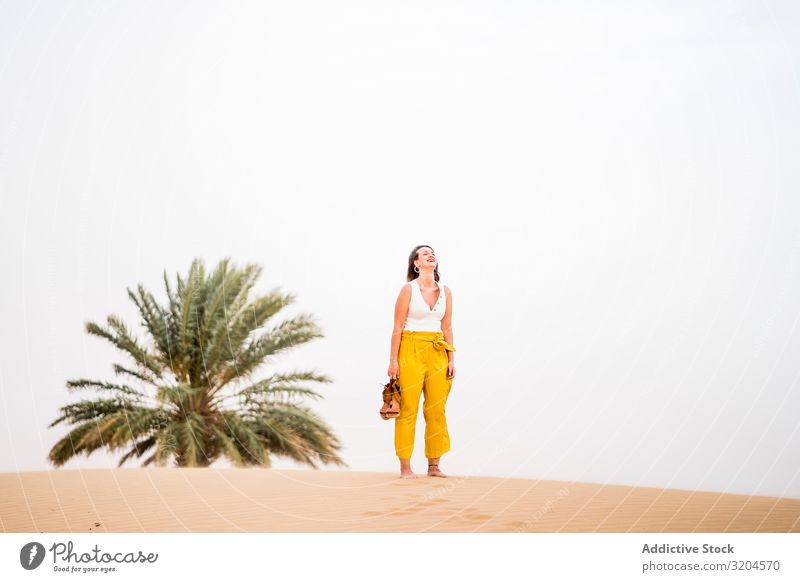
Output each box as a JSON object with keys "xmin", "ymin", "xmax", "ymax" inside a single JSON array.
[{"xmin": 415, "ymin": 247, "xmax": 437, "ymax": 272}]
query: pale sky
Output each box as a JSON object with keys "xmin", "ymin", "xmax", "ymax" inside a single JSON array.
[{"xmin": 1, "ymin": 0, "xmax": 799, "ymax": 498}]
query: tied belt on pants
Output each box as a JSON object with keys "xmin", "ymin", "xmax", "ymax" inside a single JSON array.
[{"xmin": 400, "ymin": 330, "xmax": 456, "ymax": 354}]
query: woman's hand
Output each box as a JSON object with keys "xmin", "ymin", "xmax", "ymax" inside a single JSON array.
[
  {"xmin": 447, "ymin": 361, "xmax": 456, "ymax": 380},
  {"xmin": 388, "ymin": 361, "xmax": 399, "ymax": 380}
]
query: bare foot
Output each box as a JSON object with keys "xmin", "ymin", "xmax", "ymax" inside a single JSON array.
[
  {"xmin": 427, "ymin": 464, "xmax": 447, "ymax": 478},
  {"xmin": 399, "ymin": 459, "xmax": 417, "ymax": 479}
]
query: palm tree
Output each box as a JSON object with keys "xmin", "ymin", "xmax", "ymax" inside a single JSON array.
[{"xmin": 48, "ymin": 257, "xmax": 347, "ymax": 469}]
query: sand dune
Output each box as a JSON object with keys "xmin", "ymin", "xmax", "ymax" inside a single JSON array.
[{"xmin": 1, "ymin": 468, "xmax": 798, "ymax": 533}]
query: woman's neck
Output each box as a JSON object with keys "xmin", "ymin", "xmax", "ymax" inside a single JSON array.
[{"xmin": 417, "ymin": 272, "xmax": 436, "ymax": 287}]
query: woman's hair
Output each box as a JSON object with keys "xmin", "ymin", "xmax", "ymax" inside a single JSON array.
[{"xmin": 406, "ymin": 244, "xmax": 440, "ymax": 282}]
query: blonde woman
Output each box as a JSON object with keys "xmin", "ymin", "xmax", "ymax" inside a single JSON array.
[{"xmin": 388, "ymin": 245, "xmax": 456, "ymax": 479}]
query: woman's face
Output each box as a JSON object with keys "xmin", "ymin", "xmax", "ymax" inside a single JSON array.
[{"xmin": 415, "ymin": 247, "xmax": 437, "ymax": 272}]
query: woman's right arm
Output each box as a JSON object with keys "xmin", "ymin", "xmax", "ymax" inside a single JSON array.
[{"xmin": 388, "ymin": 284, "xmax": 411, "ymax": 378}]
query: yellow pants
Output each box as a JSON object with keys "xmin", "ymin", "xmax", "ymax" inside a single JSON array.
[{"xmin": 395, "ymin": 330, "xmax": 456, "ymax": 460}]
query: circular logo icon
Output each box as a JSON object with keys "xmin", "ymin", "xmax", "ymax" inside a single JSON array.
[{"xmin": 19, "ymin": 542, "xmax": 46, "ymax": 570}]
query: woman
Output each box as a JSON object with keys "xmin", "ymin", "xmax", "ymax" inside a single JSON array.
[{"xmin": 388, "ymin": 245, "xmax": 457, "ymax": 479}]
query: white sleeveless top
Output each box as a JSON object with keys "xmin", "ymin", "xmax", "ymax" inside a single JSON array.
[{"xmin": 403, "ymin": 278, "xmax": 446, "ymax": 332}]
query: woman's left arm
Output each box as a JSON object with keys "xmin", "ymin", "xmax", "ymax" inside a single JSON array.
[{"xmin": 441, "ymin": 286, "xmax": 455, "ymax": 372}]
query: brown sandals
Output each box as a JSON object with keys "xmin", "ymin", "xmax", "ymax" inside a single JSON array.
[{"xmin": 380, "ymin": 378, "xmax": 402, "ymax": 420}]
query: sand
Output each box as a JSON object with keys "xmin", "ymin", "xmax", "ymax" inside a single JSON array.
[{"xmin": 1, "ymin": 468, "xmax": 798, "ymax": 533}]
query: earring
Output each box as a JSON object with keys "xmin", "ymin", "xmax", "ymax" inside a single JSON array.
[{"xmin": 414, "ymin": 266, "xmax": 419, "ymax": 273}]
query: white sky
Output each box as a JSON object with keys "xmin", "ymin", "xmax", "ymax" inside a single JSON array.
[{"xmin": 1, "ymin": 0, "xmax": 799, "ymax": 498}]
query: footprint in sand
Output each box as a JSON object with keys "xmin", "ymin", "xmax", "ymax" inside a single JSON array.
[
  {"xmin": 462, "ymin": 513, "xmax": 493, "ymax": 521},
  {"xmin": 443, "ymin": 507, "xmax": 492, "ymax": 521},
  {"xmin": 419, "ymin": 498, "xmax": 448, "ymax": 506}
]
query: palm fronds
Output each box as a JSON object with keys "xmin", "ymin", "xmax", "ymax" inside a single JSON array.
[{"xmin": 48, "ymin": 257, "xmax": 346, "ymax": 470}]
